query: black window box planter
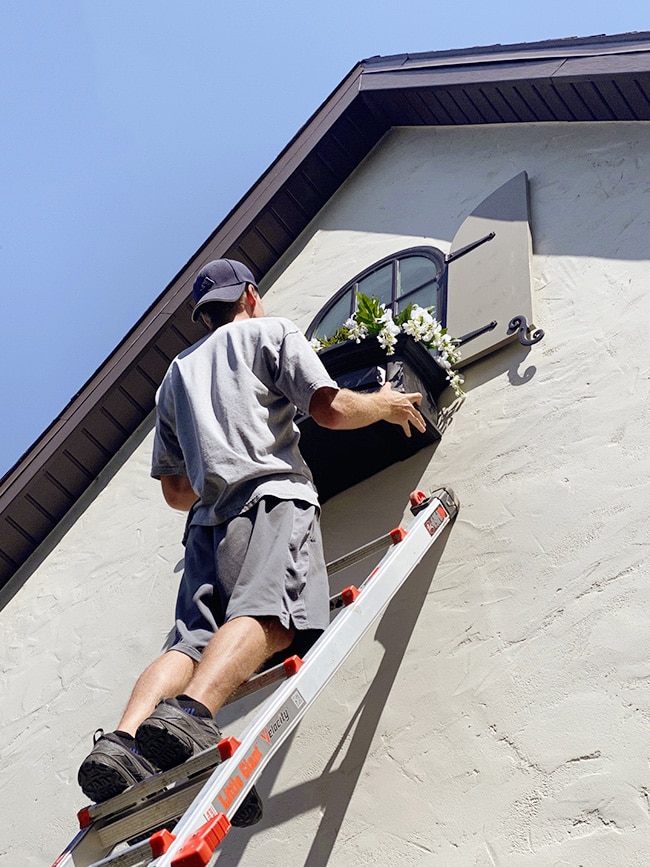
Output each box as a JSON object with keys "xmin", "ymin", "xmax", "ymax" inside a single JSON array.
[{"xmin": 297, "ymin": 334, "xmax": 450, "ymax": 501}]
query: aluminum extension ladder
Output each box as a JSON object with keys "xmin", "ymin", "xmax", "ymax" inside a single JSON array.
[{"xmin": 52, "ymin": 487, "xmax": 459, "ymax": 867}]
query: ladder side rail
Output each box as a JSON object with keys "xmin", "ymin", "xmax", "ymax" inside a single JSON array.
[
  {"xmin": 150, "ymin": 492, "xmax": 455, "ymax": 867},
  {"xmin": 52, "ymin": 827, "xmax": 100, "ymax": 867}
]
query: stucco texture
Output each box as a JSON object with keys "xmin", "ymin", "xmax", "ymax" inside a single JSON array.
[{"xmin": 2, "ymin": 121, "xmax": 650, "ymax": 866}]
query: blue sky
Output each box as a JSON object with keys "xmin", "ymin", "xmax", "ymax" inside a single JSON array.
[{"xmin": 0, "ymin": 1, "xmax": 645, "ymax": 477}]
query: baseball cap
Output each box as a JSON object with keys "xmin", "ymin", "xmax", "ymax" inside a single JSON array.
[{"xmin": 191, "ymin": 259, "xmax": 257, "ymax": 321}]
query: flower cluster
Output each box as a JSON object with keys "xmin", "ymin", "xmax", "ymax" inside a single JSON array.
[{"xmin": 311, "ymin": 293, "xmax": 464, "ymax": 397}]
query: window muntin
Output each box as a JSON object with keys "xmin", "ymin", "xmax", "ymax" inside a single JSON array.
[{"xmin": 307, "ymin": 248, "xmax": 446, "ymax": 341}]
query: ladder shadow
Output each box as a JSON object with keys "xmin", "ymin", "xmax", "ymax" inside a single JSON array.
[
  {"xmin": 301, "ymin": 530, "xmax": 452, "ymax": 866},
  {"xmin": 216, "ymin": 523, "xmax": 453, "ymax": 865}
]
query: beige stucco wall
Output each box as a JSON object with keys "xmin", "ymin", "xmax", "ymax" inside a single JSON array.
[{"xmin": 3, "ymin": 121, "xmax": 650, "ymax": 866}]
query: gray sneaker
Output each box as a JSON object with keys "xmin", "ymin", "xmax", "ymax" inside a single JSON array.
[
  {"xmin": 136, "ymin": 698, "xmax": 263, "ymax": 826},
  {"xmin": 135, "ymin": 697, "xmax": 222, "ymax": 770},
  {"xmin": 78, "ymin": 730, "xmax": 158, "ymax": 803}
]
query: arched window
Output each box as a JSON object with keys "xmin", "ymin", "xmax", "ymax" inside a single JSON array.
[{"xmin": 306, "ymin": 247, "xmax": 447, "ymax": 341}]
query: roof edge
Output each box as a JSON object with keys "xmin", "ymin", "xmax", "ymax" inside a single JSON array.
[{"xmin": 361, "ymin": 31, "xmax": 650, "ymax": 70}]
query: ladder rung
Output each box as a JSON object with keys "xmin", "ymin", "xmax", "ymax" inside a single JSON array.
[
  {"xmin": 85, "ymin": 744, "xmax": 223, "ymax": 826},
  {"xmin": 223, "ymin": 660, "xmax": 288, "ymax": 705},
  {"xmin": 224, "ymin": 583, "xmax": 363, "ymax": 705},
  {"xmin": 325, "ymin": 531, "xmax": 395, "ymax": 575},
  {"xmin": 89, "ymin": 839, "xmax": 152, "ymax": 867},
  {"xmin": 94, "ymin": 777, "xmax": 207, "ymax": 852}
]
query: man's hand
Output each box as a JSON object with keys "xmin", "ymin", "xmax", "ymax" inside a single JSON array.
[
  {"xmin": 310, "ymin": 383, "xmax": 427, "ymax": 437},
  {"xmin": 375, "ymin": 382, "xmax": 426, "ymax": 437}
]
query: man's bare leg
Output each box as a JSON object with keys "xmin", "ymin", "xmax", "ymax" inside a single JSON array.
[
  {"xmin": 117, "ymin": 649, "xmax": 196, "ymax": 735},
  {"xmin": 129, "ymin": 616, "xmax": 291, "ymax": 826},
  {"xmin": 180, "ymin": 615, "xmax": 294, "ymax": 716}
]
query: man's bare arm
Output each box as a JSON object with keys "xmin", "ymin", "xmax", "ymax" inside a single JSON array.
[
  {"xmin": 160, "ymin": 475, "xmax": 199, "ymax": 511},
  {"xmin": 309, "ymin": 383, "xmax": 426, "ymax": 438}
]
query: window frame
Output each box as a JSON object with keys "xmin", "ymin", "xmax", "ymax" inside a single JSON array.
[{"xmin": 305, "ymin": 246, "xmax": 448, "ymax": 340}]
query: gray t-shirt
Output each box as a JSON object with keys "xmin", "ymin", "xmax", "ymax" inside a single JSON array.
[{"xmin": 151, "ymin": 316, "xmax": 338, "ymax": 525}]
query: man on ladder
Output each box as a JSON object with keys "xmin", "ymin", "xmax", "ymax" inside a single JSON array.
[{"xmin": 77, "ymin": 258, "xmax": 426, "ymax": 827}]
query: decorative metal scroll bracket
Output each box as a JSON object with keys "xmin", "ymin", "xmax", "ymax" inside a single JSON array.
[{"xmin": 508, "ymin": 315, "xmax": 544, "ymax": 346}]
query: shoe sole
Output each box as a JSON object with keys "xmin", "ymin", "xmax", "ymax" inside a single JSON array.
[
  {"xmin": 136, "ymin": 718, "xmax": 195, "ymax": 771},
  {"xmin": 231, "ymin": 787, "xmax": 264, "ymax": 827},
  {"xmin": 78, "ymin": 759, "xmax": 134, "ymax": 803},
  {"xmin": 135, "ymin": 702, "xmax": 263, "ymax": 826}
]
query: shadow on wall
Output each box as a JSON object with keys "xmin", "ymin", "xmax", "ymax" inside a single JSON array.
[
  {"xmin": 318, "ymin": 338, "xmax": 537, "ymax": 596},
  {"xmin": 306, "ymin": 125, "xmax": 650, "ymax": 263},
  {"xmin": 456, "ymin": 339, "xmax": 538, "ymax": 396},
  {"xmin": 320, "ymin": 446, "xmax": 438, "ymax": 595},
  {"xmin": 216, "ymin": 521, "xmax": 455, "ymax": 866},
  {"xmin": 213, "ymin": 335, "xmax": 537, "ymax": 859}
]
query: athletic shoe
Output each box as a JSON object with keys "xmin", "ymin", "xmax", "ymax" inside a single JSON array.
[
  {"xmin": 78, "ymin": 729, "xmax": 158, "ymax": 803},
  {"xmin": 229, "ymin": 785, "xmax": 263, "ymax": 827},
  {"xmin": 135, "ymin": 697, "xmax": 222, "ymax": 770},
  {"xmin": 136, "ymin": 698, "xmax": 263, "ymax": 826}
]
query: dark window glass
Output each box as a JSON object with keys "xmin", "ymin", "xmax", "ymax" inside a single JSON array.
[
  {"xmin": 357, "ymin": 262, "xmax": 393, "ymax": 307},
  {"xmin": 307, "ymin": 247, "xmax": 446, "ymax": 341},
  {"xmin": 397, "ymin": 256, "xmax": 440, "ymax": 311},
  {"xmin": 311, "ymin": 291, "xmax": 355, "ymax": 340}
]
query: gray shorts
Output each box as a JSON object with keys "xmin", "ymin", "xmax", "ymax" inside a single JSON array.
[{"xmin": 170, "ymin": 497, "xmax": 330, "ymax": 662}]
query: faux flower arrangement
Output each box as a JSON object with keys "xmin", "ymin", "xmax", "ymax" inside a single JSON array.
[{"xmin": 310, "ymin": 293, "xmax": 464, "ymax": 397}]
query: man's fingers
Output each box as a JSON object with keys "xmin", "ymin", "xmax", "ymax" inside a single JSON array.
[
  {"xmin": 400, "ymin": 402, "xmax": 426, "ymax": 437},
  {"xmin": 414, "ymin": 408, "xmax": 426, "ymax": 433},
  {"xmin": 408, "ymin": 406, "xmax": 426, "ymax": 434},
  {"xmin": 379, "ymin": 384, "xmax": 427, "ymax": 435}
]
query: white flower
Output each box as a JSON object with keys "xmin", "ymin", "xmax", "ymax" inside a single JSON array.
[
  {"xmin": 402, "ymin": 314, "xmax": 427, "ymax": 340},
  {"xmin": 447, "ymin": 370, "xmax": 465, "ymax": 398},
  {"xmin": 344, "ymin": 317, "xmax": 368, "ymax": 343},
  {"xmin": 315, "ymin": 292, "xmax": 464, "ymax": 397},
  {"xmin": 309, "ymin": 337, "xmax": 323, "ymax": 351},
  {"xmin": 403, "ymin": 305, "xmax": 444, "ymax": 345},
  {"xmin": 378, "ymin": 306, "xmax": 400, "ymax": 335},
  {"xmin": 377, "ymin": 326, "xmax": 398, "ymax": 355}
]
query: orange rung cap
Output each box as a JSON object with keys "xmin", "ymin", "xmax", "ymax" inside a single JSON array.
[
  {"xmin": 77, "ymin": 807, "xmax": 91, "ymax": 829},
  {"xmin": 170, "ymin": 814, "xmax": 232, "ymax": 866},
  {"xmin": 283, "ymin": 654, "xmax": 304, "ymax": 676},
  {"xmin": 342, "ymin": 585, "xmax": 360, "ymax": 605},
  {"xmin": 218, "ymin": 736, "xmax": 241, "ymax": 760},
  {"xmin": 390, "ymin": 526, "xmax": 407, "ymax": 544},
  {"xmin": 409, "ymin": 490, "xmax": 427, "ymax": 507},
  {"xmin": 150, "ymin": 828, "xmax": 176, "ymax": 857}
]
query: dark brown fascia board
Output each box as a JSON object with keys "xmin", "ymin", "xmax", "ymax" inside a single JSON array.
[{"xmin": 358, "ymin": 58, "xmax": 570, "ymax": 91}]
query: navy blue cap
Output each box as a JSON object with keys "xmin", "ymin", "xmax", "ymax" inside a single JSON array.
[{"xmin": 191, "ymin": 259, "xmax": 257, "ymax": 321}]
